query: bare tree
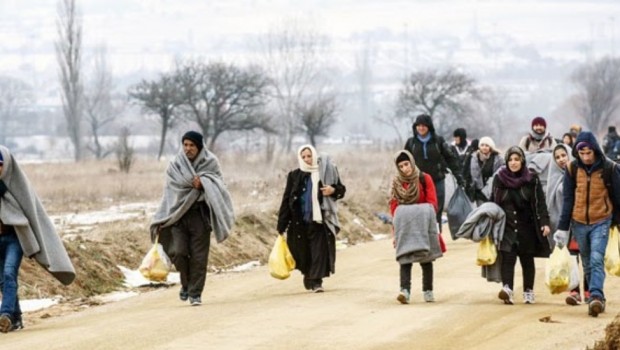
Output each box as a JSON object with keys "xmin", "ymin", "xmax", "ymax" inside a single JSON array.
[
  {"xmin": 477, "ymin": 87, "xmax": 519, "ymax": 147},
  {"xmin": 0, "ymin": 76, "xmax": 34, "ymax": 145},
  {"xmin": 298, "ymin": 92, "xmax": 339, "ymax": 146},
  {"xmin": 571, "ymin": 56, "xmax": 620, "ymax": 135},
  {"xmin": 397, "ymin": 67, "xmax": 482, "ymax": 136},
  {"xmin": 261, "ymin": 21, "xmax": 329, "ymax": 152},
  {"xmin": 115, "ymin": 127, "xmax": 134, "ymax": 173},
  {"xmin": 83, "ymin": 45, "xmax": 124, "ymax": 159},
  {"xmin": 128, "ymin": 73, "xmax": 181, "ymax": 160},
  {"xmin": 175, "ymin": 60, "xmax": 273, "ymax": 150},
  {"xmin": 55, "ymin": 0, "xmax": 83, "ymax": 161}
]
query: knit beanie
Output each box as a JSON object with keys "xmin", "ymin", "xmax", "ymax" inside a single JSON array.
[
  {"xmin": 182, "ymin": 131, "xmax": 204, "ymax": 151},
  {"xmin": 531, "ymin": 116, "xmax": 547, "ymax": 128},
  {"xmin": 478, "ymin": 136, "xmax": 496, "ymax": 151}
]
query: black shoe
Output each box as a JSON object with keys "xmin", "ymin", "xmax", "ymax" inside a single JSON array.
[
  {"xmin": 312, "ymin": 284, "xmax": 324, "ymax": 293},
  {"xmin": 0, "ymin": 314, "xmax": 13, "ymax": 333},
  {"xmin": 189, "ymin": 296, "xmax": 202, "ymax": 306},
  {"xmin": 589, "ymin": 298, "xmax": 605, "ymax": 317},
  {"xmin": 303, "ymin": 278, "xmax": 313, "ymax": 291},
  {"xmin": 179, "ymin": 287, "xmax": 189, "ymax": 302},
  {"xmin": 11, "ymin": 317, "xmax": 23, "ymax": 331}
]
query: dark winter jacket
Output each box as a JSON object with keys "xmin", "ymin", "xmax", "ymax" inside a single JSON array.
[
  {"xmin": 277, "ymin": 169, "xmax": 345, "ymax": 274},
  {"xmin": 492, "ymin": 173, "xmax": 551, "ymax": 257},
  {"xmin": 558, "ymin": 131, "xmax": 620, "ymax": 231},
  {"xmin": 403, "ymin": 115, "xmax": 463, "ymax": 184}
]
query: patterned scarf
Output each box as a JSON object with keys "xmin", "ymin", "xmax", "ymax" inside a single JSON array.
[
  {"xmin": 391, "ymin": 150, "xmax": 421, "ymax": 204},
  {"xmin": 298, "ymin": 144, "xmax": 322, "ymax": 223}
]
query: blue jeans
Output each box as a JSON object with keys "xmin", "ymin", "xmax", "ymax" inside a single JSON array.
[
  {"xmin": 572, "ymin": 219, "xmax": 611, "ymax": 300},
  {"xmin": 0, "ymin": 231, "xmax": 23, "ymax": 318}
]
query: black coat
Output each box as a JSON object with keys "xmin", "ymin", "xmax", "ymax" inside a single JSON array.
[
  {"xmin": 277, "ymin": 169, "xmax": 346, "ymax": 274},
  {"xmin": 492, "ymin": 174, "xmax": 551, "ymax": 258}
]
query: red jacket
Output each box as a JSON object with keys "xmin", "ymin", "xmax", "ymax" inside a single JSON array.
[{"xmin": 389, "ymin": 173, "xmax": 438, "ymax": 216}]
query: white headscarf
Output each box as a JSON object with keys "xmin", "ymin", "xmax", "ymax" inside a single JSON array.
[{"xmin": 297, "ymin": 144, "xmax": 322, "ymax": 223}]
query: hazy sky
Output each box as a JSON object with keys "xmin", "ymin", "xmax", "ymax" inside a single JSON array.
[{"xmin": 1, "ymin": 0, "xmax": 619, "ymax": 75}]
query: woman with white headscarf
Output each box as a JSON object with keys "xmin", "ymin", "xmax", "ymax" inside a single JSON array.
[{"xmin": 277, "ymin": 145, "xmax": 346, "ymax": 293}]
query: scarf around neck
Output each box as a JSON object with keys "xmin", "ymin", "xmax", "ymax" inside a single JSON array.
[
  {"xmin": 392, "ymin": 150, "xmax": 421, "ymax": 204},
  {"xmin": 298, "ymin": 144, "xmax": 322, "ymax": 223},
  {"xmin": 496, "ymin": 165, "xmax": 533, "ymax": 189},
  {"xmin": 416, "ymin": 133, "xmax": 432, "ymax": 159}
]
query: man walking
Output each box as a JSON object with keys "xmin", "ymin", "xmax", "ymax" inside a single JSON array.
[
  {"xmin": 519, "ymin": 116, "xmax": 557, "ymax": 153},
  {"xmin": 0, "ymin": 146, "xmax": 75, "ymax": 332},
  {"xmin": 404, "ymin": 114, "xmax": 464, "ymax": 233},
  {"xmin": 150, "ymin": 131, "xmax": 234, "ymax": 306},
  {"xmin": 554, "ymin": 131, "xmax": 620, "ymax": 317}
]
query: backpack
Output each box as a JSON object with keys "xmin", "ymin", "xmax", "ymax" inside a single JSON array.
[{"xmin": 611, "ymin": 139, "xmax": 620, "ymax": 160}]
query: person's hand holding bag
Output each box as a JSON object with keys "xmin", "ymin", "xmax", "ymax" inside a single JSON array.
[{"xmin": 553, "ymin": 230, "xmax": 569, "ymax": 249}]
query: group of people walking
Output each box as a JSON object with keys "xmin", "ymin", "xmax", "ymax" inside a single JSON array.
[
  {"xmin": 390, "ymin": 113, "xmax": 620, "ymax": 318},
  {"xmin": 1, "ymin": 116, "xmax": 618, "ymax": 335}
]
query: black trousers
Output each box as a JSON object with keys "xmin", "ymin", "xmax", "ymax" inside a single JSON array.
[
  {"xmin": 501, "ymin": 250, "xmax": 535, "ymax": 291},
  {"xmin": 171, "ymin": 202, "xmax": 211, "ymax": 298},
  {"xmin": 304, "ymin": 222, "xmax": 331, "ymax": 287},
  {"xmin": 400, "ymin": 262, "xmax": 433, "ymax": 292}
]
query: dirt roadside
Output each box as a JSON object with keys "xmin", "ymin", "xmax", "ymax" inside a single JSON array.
[{"xmin": 1, "ymin": 237, "xmax": 616, "ymax": 350}]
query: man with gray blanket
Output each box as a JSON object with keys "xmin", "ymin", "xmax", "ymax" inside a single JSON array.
[
  {"xmin": 150, "ymin": 131, "xmax": 234, "ymax": 306},
  {"xmin": 0, "ymin": 146, "xmax": 75, "ymax": 332}
]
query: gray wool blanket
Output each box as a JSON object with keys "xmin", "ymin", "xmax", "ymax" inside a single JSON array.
[
  {"xmin": 393, "ymin": 203, "xmax": 442, "ymax": 264},
  {"xmin": 319, "ymin": 154, "xmax": 342, "ymax": 235},
  {"xmin": 454, "ymin": 202, "xmax": 506, "ymax": 283},
  {"xmin": 526, "ymin": 151, "xmax": 552, "ymax": 193},
  {"xmin": 0, "ymin": 146, "xmax": 75, "ymax": 285},
  {"xmin": 150, "ymin": 148, "xmax": 234, "ymax": 245},
  {"xmin": 546, "ymin": 145, "xmax": 572, "ymax": 233}
]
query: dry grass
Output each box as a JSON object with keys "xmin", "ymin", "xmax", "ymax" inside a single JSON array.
[{"xmin": 17, "ymin": 147, "xmax": 397, "ymax": 299}]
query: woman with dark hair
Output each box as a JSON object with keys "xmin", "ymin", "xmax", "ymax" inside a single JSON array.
[
  {"xmin": 562, "ymin": 132, "xmax": 575, "ymax": 149},
  {"xmin": 389, "ymin": 150, "xmax": 441, "ymax": 304},
  {"xmin": 492, "ymin": 146, "xmax": 551, "ymax": 305},
  {"xmin": 277, "ymin": 144, "xmax": 346, "ymax": 293}
]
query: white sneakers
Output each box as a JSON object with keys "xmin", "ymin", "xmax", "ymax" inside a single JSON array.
[
  {"xmin": 499, "ymin": 285, "xmax": 536, "ymax": 304},
  {"xmin": 498, "ymin": 285, "xmax": 514, "ymax": 305},
  {"xmin": 523, "ymin": 289, "xmax": 536, "ymax": 304}
]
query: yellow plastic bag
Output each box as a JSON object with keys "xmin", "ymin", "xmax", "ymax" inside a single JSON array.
[
  {"xmin": 605, "ymin": 227, "xmax": 620, "ymax": 276},
  {"xmin": 476, "ymin": 236, "xmax": 497, "ymax": 266},
  {"xmin": 269, "ymin": 235, "xmax": 296, "ymax": 280},
  {"xmin": 545, "ymin": 246, "xmax": 571, "ymax": 294},
  {"xmin": 139, "ymin": 235, "xmax": 172, "ymax": 282}
]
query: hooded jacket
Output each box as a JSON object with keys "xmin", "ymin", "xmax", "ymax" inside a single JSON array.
[
  {"xmin": 403, "ymin": 114, "xmax": 462, "ymax": 183},
  {"xmin": 558, "ymin": 131, "xmax": 620, "ymax": 231}
]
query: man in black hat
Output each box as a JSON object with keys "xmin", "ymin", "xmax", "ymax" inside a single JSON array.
[
  {"xmin": 404, "ymin": 114, "xmax": 464, "ymax": 234},
  {"xmin": 150, "ymin": 130, "xmax": 234, "ymax": 306}
]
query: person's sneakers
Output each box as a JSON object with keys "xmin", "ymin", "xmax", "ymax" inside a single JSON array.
[
  {"xmin": 179, "ymin": 287, "xmax": 189, "ymax": 302},
  {"xmin": 312, "ymin": 285, "xmax": 324, "ymax": 293},
  {"xmin": 423, "ymin": 290, "xmax": 435, "ymax": 303},
  {"xmin": 523, "ymin": 289, "xmax": 536, "ymax": 304},
  {"xmin": 397, "ymin": 289, "xmax": 410, "ymax": 304},
  {"xmin": 589, "ymin": 298, "xmax": 605, "ymax": 317},
  {"xmin": 0, "ymin": 314, "xmax": 13, "ymax": 333},
  {"xmin": 584, "ymin": 291, "xmax": 591, "ymax": 303},
  {"xmin": 189, "ymin": 296, "xmax": 202, "ymax": 306},
  {"xmin": 498, "ymin": 284, "xmax": 514, "ymax": 305},
  {"xmin": 565, "ymin": 291, "xmax": 582, "ymax": 306}
]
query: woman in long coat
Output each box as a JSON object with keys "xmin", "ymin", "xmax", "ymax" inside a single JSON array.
[
  {"xmin": 466, "ymin": 136, "xmax": 503, "ymax": 204},
  {"xmin": 277, "ymin": 145, "xmax": 345, "ymax": 292},
  {"xmin": 492, "ymin": 146, "xmax": 551, "ymax": 305}
]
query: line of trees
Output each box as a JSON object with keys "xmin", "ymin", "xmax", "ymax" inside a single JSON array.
[{"xmin": 3, "ymin": 1, "xmax": 620, "ymax": 164}]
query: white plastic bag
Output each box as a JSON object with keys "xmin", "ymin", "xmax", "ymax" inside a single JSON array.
[
  {"xmin": 139, "ymin": 236, "xmax": 172, "ymax": 282},
  {"xmin": 568, "ymin": 255, "xmax": 580, "ymax": 291}
]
